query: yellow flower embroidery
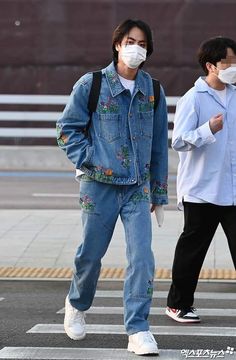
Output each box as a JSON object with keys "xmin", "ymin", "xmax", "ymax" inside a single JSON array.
[{"xmin": 104, "ymin": 169, "xmax": 113, "ymax": 176}]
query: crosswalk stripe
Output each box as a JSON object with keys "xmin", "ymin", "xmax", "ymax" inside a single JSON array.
[
  {"xmin": 27, "ymin": 324, "xmax": 236, "ymax": 337},
  {"xmin": 57, "ymin": 306, "xmax": 236, "ymax": 316},
  {"xmin": 95, "ymin": 290, "xmax": 236, "ymax": 300},
  {"xmin": 0, "ymin": 347, "xmax": 185, "ymax": 360}
]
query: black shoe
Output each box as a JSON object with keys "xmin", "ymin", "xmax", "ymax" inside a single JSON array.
[{"xmin": 166, "ymin": 306, "xmax": 201, "ymax": 323}]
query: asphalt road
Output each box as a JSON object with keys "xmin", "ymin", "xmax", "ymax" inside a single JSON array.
[
  {"xmin": 0, "ymin": 171, "xmax": 177, "ymax": 210},
  {"xmin": 0, "ymin": 280, "xmax": 235, "ymax": 359}
]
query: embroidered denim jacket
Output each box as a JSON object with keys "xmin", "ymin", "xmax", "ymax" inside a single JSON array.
[{"xmin": 57, "ymin": 62, "xmax": 168, "ymax": 205}]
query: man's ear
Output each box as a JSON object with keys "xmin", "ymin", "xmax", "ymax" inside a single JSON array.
[
  {"xmin": 206, "ymin": 62, "xmax": 215, "ymax": 73},
  {"xmin": 115, "ymin": 43, "xmax": 120, "ymax": 52}
]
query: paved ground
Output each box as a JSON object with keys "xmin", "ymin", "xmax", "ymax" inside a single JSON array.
[
  {"xmin": 0, "ymin": 208, "xmax": 235, "ymax": 277},
  {"xmin": 0, "ymin": 280, "xmax": 236, "ymax": 359},
  {"xmin": 0, "ymin": 146, "xmax": 235, "ymax": 279}
]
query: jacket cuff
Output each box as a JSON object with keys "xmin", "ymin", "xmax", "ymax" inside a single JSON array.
[{"xmin": 151, "ymin": 180, "xmax": 168, "ymax": 205}]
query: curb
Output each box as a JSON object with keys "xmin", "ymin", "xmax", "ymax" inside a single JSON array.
[{"xmin": 0, "ymin": 267, "xmax": 235, "ymax": 280}]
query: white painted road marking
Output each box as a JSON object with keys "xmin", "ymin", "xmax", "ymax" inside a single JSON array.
[
  {"xmin": 0, "ymin": 347, "xmax": 185, "ymax": 360},
  {"xmin": 92, "ymin": 290, "xmax": 236, "ymax": 300},
  {"xmin": 27, "ymin": 324, "xmax": 236, "ymax": 337},
  {"xmin": 57, "ymin": 306, "xmax": 236, "ymax": 317}
]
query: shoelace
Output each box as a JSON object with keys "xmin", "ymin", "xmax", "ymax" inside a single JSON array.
[
  {"xmin": 183, "ymin": 307, "xmax": 198, "ymax": 316},
  {"xmin": 69, "ymin": 306, "xmax": 86, "ymax": 323},
  {"xmin": 141, "ymin": 331, "xmax": 156, "ymax": 344}
]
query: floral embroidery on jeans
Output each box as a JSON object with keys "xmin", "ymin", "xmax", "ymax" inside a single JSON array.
[
  {"xmin": 117, "ymin": 145, "xmax": 131, "ymax": 169},
  {"xmin": 131, "ymin": 187, "xmax": 150, "ymax": 203},
  {"xmin": 147, "ymin": 278, "xmax": 154, "ymax": 296},
  {"xmin": 80, "ymin": 195, "xmax": 95, "ymax": 211}
]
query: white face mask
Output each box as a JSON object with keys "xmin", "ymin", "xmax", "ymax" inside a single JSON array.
[
  {"xmin": 121, "ymin": 44, "xmax": 147, "ymax": 69},
  {"xmin": 218, "ymin": 66, "xmax": 236, "ymax": 84}
]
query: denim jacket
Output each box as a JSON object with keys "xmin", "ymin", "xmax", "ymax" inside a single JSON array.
[{"xmin": 57, "ymin": 62, "xmax": 168, "ymax": 205}]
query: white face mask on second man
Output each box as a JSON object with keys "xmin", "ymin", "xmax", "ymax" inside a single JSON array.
[
  {"xmin": 218, "ymin": 66, "xmax": 236, "ymax": 84},
  {"xmin": 121, "ymin": 44, "xmax": 147, "ymax": 69}
]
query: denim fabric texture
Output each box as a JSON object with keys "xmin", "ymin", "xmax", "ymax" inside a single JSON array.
[
  {"xmin": 57, "ymin": 62, "xmax": 168, "ymax": 205},
  {"xmin": 69, "ymin": 178, "xmax": 155, "ymax": 334},
  {"xmin": 57, "ymin": 62, "xmax": 168, "ymax": 335}
]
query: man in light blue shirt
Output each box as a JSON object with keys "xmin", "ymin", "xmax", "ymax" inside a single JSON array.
[{"xmin": 166, "ymin": 36, "xmax": 236, "ymax": 323}]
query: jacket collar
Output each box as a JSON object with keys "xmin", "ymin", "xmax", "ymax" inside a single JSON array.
[{"xmin": 103, "ymin": 62, "xmax": 146, "ymax": 97}]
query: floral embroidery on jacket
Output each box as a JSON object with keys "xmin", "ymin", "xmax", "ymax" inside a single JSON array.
[
  {"xmin": 106, "ymin": 70, "xmax": 122, "ymax": 93},
  {"xmin": 138, "ymin": 94, "xmax": 154, "ymax": 112},
  {"xmin": 98, "ymin": 97, "xmax": 119, "ymax": 114},
  {"xmin": 117, "ymin": 145, "xmax": 131, "ymax": 169},
  {"xmin": 56, "ymin": 125, "xmax": 68, "ymax": 146},
  {"xmin": 89, "ymin": 166, "xmax": 115, "ymax": 183},
  {"xmin": 152, "ymin": 180, "xmax": 168, "ymax": 195}
]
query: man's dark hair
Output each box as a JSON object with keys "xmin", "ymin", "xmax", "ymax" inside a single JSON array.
[
  {"xmin": 198, "ymin": 36, "xmax": 236, "ymax": 75},
  {"xmin": 112, "ymin": 19, "xmax": 153, "ymax": 66}
]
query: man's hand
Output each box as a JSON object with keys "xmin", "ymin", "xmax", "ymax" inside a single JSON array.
[
  {"xmin": 150, "ymin": 204, "xmax": 164, "ymax": 227},
  {"xmin": 209, "ymin": 113, "xmax": 223, "ymax": 134}
]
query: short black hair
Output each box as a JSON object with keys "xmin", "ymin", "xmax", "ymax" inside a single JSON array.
[
  {"xmin": 112, "ymin": 19, "xmax": 153, "ymax": 66},
  {"xmin": 198, "ymin": 36, "xmax": 236, "ymax": 75}
]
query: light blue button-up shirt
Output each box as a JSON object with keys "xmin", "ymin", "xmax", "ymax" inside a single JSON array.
[{"xmin": 172, "ymin": 77, "xmax": 236, "ymax": 207}]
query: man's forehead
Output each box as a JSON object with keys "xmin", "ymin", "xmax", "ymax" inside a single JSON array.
[
  {"xmin": 125, "ymin": 35, "xmax": 147, "ymax": 42},
  {"xmin": 221, "ymin": 55, "xmax": 236, "ymax": 63}
]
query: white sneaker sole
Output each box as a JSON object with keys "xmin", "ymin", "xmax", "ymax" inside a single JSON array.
[
  {"xmin": 64, "ymin": 323, "xmax": 86, "ymax": 340},
  {"xmin": 165, "ymin": 308, "xmax": 201, "ymax": 323},
  {"xmin": 128, "ymin": 343, "xmax": 159, "ymax": 355}
]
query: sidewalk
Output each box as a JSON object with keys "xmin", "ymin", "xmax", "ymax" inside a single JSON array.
[{"xmin": 0, "ymin": 208, "xmax": 235, "ymax": 280}]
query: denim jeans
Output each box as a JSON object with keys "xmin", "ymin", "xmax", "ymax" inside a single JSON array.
[{"xmin": 68, "ymin": 175, "xmax": 155, "ymax": 335}]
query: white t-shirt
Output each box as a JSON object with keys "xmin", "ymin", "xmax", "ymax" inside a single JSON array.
[
  {"xmin": 118, "ymin": 74, "xmax": 135, "ymax": 94},
  {"xmin": 213, "ymin": 87, "xmax": 227, "ymax": 107}
]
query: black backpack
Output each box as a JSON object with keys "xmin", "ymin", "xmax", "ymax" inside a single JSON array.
[{"xmin": 87, "ymin": 70, "xmax": 160, "ymax": 130}]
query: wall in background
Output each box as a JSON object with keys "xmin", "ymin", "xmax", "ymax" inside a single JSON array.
[{"xmin": 1, "ymin": 0, "xmax": 236, "ymax": 95}]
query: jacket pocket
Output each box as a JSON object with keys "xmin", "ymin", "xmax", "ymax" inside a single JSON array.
[
  {"xmin": 99, "ymin": 114, "xmax": 121, "ymax": 143},
  {"xmin": 139, "ymin": 111, "xmax": 153, "ymax": 138}
]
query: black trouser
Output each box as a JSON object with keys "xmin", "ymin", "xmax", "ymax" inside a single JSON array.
[{"xmin": 167, "ymin": 202, "xmax": 236, "ymax": 309}]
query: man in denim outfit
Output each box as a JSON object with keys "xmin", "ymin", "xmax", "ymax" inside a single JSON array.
[{"xmin": 57, "ymin": 19, "xmax": 168, "ymax": 355}]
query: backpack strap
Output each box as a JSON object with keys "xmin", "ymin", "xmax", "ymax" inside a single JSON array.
[
  {"xmin": 86, "ymin": 70, "xmax": 102, "ymax": 131},
  {"xmin": 152, "ymin": 78, "xmax": 160, "ymax": 113}
]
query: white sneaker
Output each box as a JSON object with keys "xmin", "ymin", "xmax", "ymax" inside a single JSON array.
[
  {"xmin": 128, "ymin": 330, "xmax": 159, "ymax": 355},
  {"xmin": 64, "ymin": 296, "xmax": 86, "ymax": 340}
]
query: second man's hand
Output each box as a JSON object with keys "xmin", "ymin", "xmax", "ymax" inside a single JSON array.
[{"xmin": 209, "ymin": 113, "xmax": 223, "ymax": 134}]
